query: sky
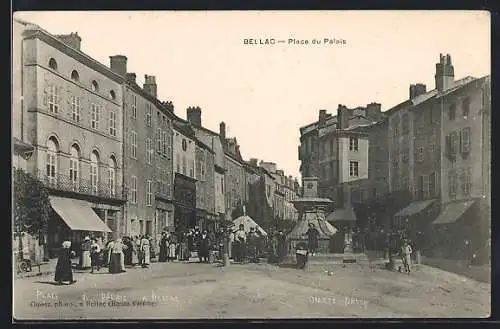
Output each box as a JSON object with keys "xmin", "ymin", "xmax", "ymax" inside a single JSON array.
[{"xmin": 13, "ymin": 11, "xmax": 490, "ymax": 179}]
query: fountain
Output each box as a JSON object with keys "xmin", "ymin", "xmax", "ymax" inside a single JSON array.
[{"xmin": 287, "ymin": 177, "xmax": 337, "ymax": 254}]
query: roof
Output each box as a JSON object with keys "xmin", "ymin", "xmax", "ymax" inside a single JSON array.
[
  {"xmin": 394, "ymin": 199, "xmax": 436, "ymax": 218},
  {"xmin": 326, "ymin": 207, "xmax": 358, "ymax": 222},
  {"xmin": 22, "ymin": 24, "xmax": 124, "ymax": 84},
  {"xmin": 432, "ymin": 200, "xmax": 476, "ymax": 225},
  {"xmin": 195, "ymin": 139, "xmax": 215, "ymax": 154},
  {"xmin": 126, "ymin": 81, "xmax": 176, "ymax": 120},
  {"xmin": 435, "ymin": 76, "xmax": 477, "ymax": 98}
]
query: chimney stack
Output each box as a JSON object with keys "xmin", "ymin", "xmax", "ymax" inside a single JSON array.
[
  {"xmin": 249, "ymin": 158, "xmax": 258, "ymax": 166},
  {"xmin": 109, "ymin": 55, "xmax": 128, "ymax": 76},
  {"xmin": 366, "ymin": 102, "xmax": 382, "ymax": 120},
  {"xmin": 319, "ymin": 109, "xmax": 328, "ymax": 125},
  {"xmin": 125, "ymin": 73, "xmax": 136, "ymax": 84},
  {"xmin": 337, "ymin": 105, "xmax": 350, "ymax": 129},
  {"xmin": 219, "ymin": 122, "xmax": 226, "ymax": 140},
  {"xmin": 56, "ymin": 32, "xmax": 82, "ymax": 50},
  {"xmin": 186, "ymin": 107, "xmax": 202, "ymax": 126},
  {"xmin": 435, "ymin": 53, "xmax": 454, "ymax": 92},
  {"xmin": 409, "ymin": 83, "xmax": 427, "ymax": 99},
  {"xmin": 143, "ymin": 75, "xmax": 157, "ymax": 98}
]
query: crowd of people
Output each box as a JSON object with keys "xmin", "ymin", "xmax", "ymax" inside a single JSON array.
[{"xmin": 53, "ymin": 223, "xmax": 342, "ymax": 284}]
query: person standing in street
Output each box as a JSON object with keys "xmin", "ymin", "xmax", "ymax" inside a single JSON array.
[
  {"xmin": 159, "ymin": 232, "xmax": 168, "ymax": 262},
  {"xmin": 80, "ymin": 236, "xmax": 92, "ymax": 270},
  {"xmin": 401, "ymin": 239, "xmax": 413, "ymax": 274},
  {"xmin": 90, "ymin": 238, "xmax": 101, "ymax": 273},
  {"xmin": 234, "ymin": 224, "xmax": 246, "ymax": 263},
  {"xmin": 54, "ymin": 240, "xmax": 76, "ymax": 285},
  {"xmin": 140, "ymin": 235, "xmax": 151, "ymax": 268},
  {"xmin": 168, "ymin": 232, "xmax": 177, "ymax": 262},
  {"xmin": 305, "ymin": 223, "xmax": 320, "ymax": 256},
  {"xmin": 198, "ymin": 230, "xmax": 211, "ymax": 263}
]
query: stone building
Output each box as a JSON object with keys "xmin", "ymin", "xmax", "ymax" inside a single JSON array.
[
  {"xmin": 220, "ymin": 123, "xmax": 247, "ymax": 218},
  {"xmin": 299, "ymin": 104, "xmax": 385, "ymax": 225},
  {"xmin": 195, "ymin": 139, "xmax": 217, "ymax": 231},
  {"xmin": 386, "ymin": 54, "xmax": 491, "ymax": 263},
  {"xmin": 172, "ymin": 120, "xmax": 197, "ymax": 231},
  {"xmin": 109, "ymin": 55, "xmax": 176, "ymax": 240},
  {"xmin": 186, "ymin": 109, "xmax": 226, "ymax": 224},
  {"xmin": 20, "ymin": 22, "xmax": 126, "ymax": 257}
]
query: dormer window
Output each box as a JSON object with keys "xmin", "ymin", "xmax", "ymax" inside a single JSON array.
[
  {"xmin": 71, "ymin": 70, "xmax": 79, "ymax": 82},
  {"xmin": 91, "ymin": 80, "xmax": 99, "ymax": 92},
  {"xmin": 48, "ymin": 58, "xmax": 58, "ymax": 71}
]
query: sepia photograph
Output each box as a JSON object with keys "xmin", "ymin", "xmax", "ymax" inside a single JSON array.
[{"xmin": 11, "ymin": 10, "xmax": 491, "ymax": 320}]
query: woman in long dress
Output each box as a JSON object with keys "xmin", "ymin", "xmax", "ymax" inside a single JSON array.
[
  {"xmin": 159, "ymin": 232, "xmax": 168, "ymax": 262},
  {"xmin": 131, "ymin": 236, "xmax": 139, "ymax": 266},
  {"xmin": 140, "ymin": 236, "xmax": 150, "ymax": 268},
  {"xmin": 80, "ymin": 236, "xmax": 92, "ymax": 270},
  {"xmin": 54, "ymin": 241, "xmax": 76, "ymax": 285},
  {"xmin": 168, "ymin": 233, "xmax": 177, "ymax": 261},
  {"xmin": 109, "ymin": 239, "xmax": 125, "ymax": 274}
]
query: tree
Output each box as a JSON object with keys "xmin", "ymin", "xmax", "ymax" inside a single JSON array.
[{"xmin": 13, "ymin": 168, "xmax": 51, "ymax": 258}]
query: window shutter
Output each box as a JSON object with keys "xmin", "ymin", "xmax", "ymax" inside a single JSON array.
[
  {"xmin": 463, "ymin": 127, "xmax": 471, "ymax": 153},
  {"xmin": 43, "ymin": 87, "xmax": 48, "ymax": 106},
  {"xmin": 459, "ymin": 131, "xmax": 463, "ymax": 153}
]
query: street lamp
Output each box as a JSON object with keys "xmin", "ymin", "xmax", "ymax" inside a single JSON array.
[{"xmin": 464, "ymin": 239, "xmax": 470, "ymax": 268}]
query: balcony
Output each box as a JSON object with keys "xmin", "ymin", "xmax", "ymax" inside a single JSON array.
[{"xmin": 35, "ymin": 169, "xmax": 127, "ymax": 203}]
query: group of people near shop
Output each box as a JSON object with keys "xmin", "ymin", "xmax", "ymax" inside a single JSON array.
[{"xmin": 53, "ymin": 234, "xmax": 154, "ymax": 285}]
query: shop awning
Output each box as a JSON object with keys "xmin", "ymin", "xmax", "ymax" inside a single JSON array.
[
  {"xmin": 50, "ymin": 196, "xmax": 112, "ymax": 232},
  {"xmin": 326, "ymin": 207, "xmax": 357, "ymax": 222},
  {"xmin": 394, "ymin": 199, "xmax": 436, "ymax": 218},
  {"xmin": 432, "ymin": 200, "xmax": 476, "ymax": 225}
]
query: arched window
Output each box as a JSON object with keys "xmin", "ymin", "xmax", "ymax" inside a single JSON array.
[
  {"xmin": 91, "ymin": 80, "xmax": 99, "ymax": 92},
  {"xmin": 71, "ymin": 70, "xmax": 79, "ymax": 82},
  {"xmin": 46, "ymin": 138, "xmax": 58, "ymax": 186},
  {"xmin": 69, "ymin": 145, "xmax": 80, "ymax": 191},
  {"xmin": 109, "ymin": 90, "xmax": 116, "ymax": 100},
  {"xmin": 90, "ymin": 151, "xmax": 99, "ymax": 195},
  {"xmin": 48, "ymin": 58, "xmax": 58, "ymax": 71},
  {"xmin": 108, "ymin": 156, "xmax": 116, "ymax": 197}
]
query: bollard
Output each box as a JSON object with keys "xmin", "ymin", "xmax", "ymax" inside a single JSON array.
[{"xmin": 415, "ymin": 250, "xmax": 421, "ymax": 265}]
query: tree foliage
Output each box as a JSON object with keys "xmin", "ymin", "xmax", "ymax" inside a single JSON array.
[{"xmin": 13, "ymin": 168, "xmax": 51, "ymax": 236}]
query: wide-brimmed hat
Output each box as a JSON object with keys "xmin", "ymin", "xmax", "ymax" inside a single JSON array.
[{"xmin": 84, "ymin": 236, "xmax": 90, "ymax": 240}]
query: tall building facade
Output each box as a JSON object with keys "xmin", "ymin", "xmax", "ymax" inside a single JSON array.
[
  {"xmin": 21, "ymin": 23, "xmax": 126, "ymax": 257},
  {"xmin": 172, "ymin": 121, "xmax": 197, "ymax": 231},
  {"xmin": 113, "ymin": 56, "xmax": 176, "ymax": 240},
  {"xmin": 299, "ymin": 104, "xmax": 384, "ymax": 224}
]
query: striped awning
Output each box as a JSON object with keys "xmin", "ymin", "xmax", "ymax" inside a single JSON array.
[
  {"xmin": 394, "ymin": 199, "xmax": 436, "ymax": 218},
  {"xmin": 50, "ymin": 196, "xmax": 112, "ymax": 233}
]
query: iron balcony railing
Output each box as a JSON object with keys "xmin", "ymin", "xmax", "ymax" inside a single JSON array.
[{"xmin": 35, "ymin": 169, "xmax": 127, "ymax": 201}]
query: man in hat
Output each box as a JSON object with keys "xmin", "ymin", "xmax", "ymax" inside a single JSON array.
[{"xmin": 400, "ymin": 239, "xmax": 413, "ymax": 274}]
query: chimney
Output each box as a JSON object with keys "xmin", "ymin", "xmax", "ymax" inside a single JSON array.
[
  {"xmin": 186, "ymin": 107, "xmax": 202, "ymax": 126},
  {"xmin": 277, "ymin": 170, "xmax": 284, "ymax": 176},
  {"xmin": 337, "ymin": 105, "xmax": 350, "ymax": 129},
  {"xmin": 143, "ymin": 75, "xmax": 157, "ymax": 98},
  {"xmin": 409, "ymin": 83, "xmax": 427, "ymax": 99},
  {"xmin": 219, "ymin": 122, "xmax": 226, "ymax": 140},
  {"xmin": 366, "ymin": 102, "xmax": 382, "ymax": 120},
  {"xmin": 162, "ymin": 101, "xmax": 174, "ymax": 113},
  {"xmin": 109, "ymin": 55, "xmax": 128, "ymax": 76},
  {"xmin": 56, "ymin": 32, "xmax": 82, "ymax": 50},
  {"xmin": 319, "ymin": 109, "xmax": 328, "ymax": 125},
  {"xmin": 125, "ymin": 73, "xmax": 136, "ymax": 84},
  {"xmin": 435, "ymin": 53, "xmax": 454, "ymax": 92}
]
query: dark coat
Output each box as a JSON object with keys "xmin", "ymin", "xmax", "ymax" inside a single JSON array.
[
  {"xmin": 306, "ymin": 228, "xmax": 320, "ymax": 249},
  {"xmin": 198, "ymin": 235, "xmax": 210, "ymax": 257},
  {"xmin": 54, "ymin": 248, "xmax": 73, "ymax": 283}
]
